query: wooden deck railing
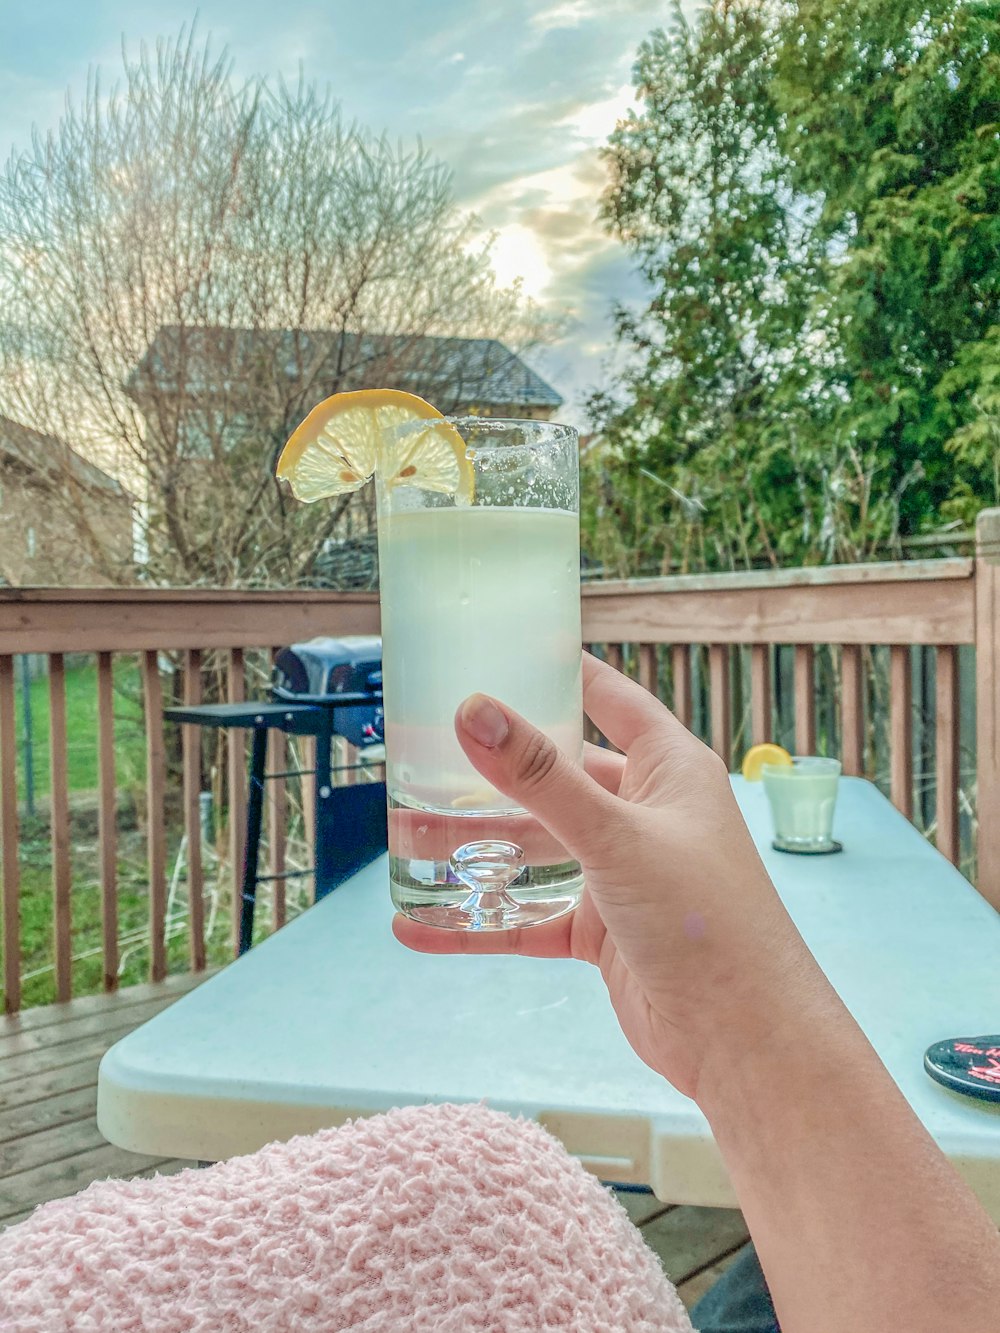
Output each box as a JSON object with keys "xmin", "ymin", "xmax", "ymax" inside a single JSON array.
[
  {"xmin": 0, "ymin": 508, "xmax": 998, "ymax": 1014},
  {"xmin": 585, "ymin": 550, "xmax": 980, "ymax": 849}
]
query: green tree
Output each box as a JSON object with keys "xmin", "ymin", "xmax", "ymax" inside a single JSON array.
[
  {"xmin": 589, "ymin": 0, "xmax": 889, "ymax": 575},
  {"xmin": 775, "ymin": 0, "xmax": 1000, "ymax": 530},
  {"xmin": 591, "ymin": 0, "xmax": 1000, "ymax": 574}
]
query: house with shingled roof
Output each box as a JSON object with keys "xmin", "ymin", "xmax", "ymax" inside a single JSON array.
[
  {"xmin": 127, "ymin": 326, "xmax": 562, "ymax": 434},
  {"xmin": 124, "ymin": 326, "xmax": 564, "ymax": 588},
  {"xmin": 0, "ymin": 417, "xmax": 134, "ymax": 586}
]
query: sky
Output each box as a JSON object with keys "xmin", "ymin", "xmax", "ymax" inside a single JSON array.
[{"xmin": 0, "ymin": 0, "xmax": 690, "ymax": 427}]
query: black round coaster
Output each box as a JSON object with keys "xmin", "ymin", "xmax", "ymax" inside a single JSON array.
[
  {"xmin": 924, "ymin": 1036, "xmax": 1000, "ymax": 1103},
  {"xmin": 771, "ymin": 839, "xmax": 843, "ymax": 856}
]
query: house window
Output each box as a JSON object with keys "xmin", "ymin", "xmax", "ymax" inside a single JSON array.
[{"xmin": 26, "ymin": 526, "xmax": 36, "ymax": 557}]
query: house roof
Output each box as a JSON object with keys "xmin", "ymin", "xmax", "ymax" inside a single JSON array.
[
  {"xmin": 128, "ymin": 326, "xmax": 563, "ymax": 411},
  {"xmin": 0, "ymin": 416, "xmax": 128, "ymax": 495}
]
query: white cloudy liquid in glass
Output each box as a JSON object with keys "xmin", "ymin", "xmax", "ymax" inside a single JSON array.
[
  {"xmin": 763, "ymin": 762, "xmax": 840, "ymax": 850},
  {"xmin": 378, "ymin": 504, "xmax": 584, "ymax": 921}
]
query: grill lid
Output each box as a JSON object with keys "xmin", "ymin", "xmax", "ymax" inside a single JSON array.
[{"xmin": 272, "ymin": 636, "xmax": 382, "ymax": 702}]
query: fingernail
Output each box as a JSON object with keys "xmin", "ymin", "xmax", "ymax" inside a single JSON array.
[{"xmin": 460, "ymin": 694, "xmax": 509, "ymax": 748}]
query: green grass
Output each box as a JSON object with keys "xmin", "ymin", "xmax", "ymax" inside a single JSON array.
[
  {"xmin": 3, "ymin": 657, "xmax": 235, "ymax": 1010},
  {"xmin": 13, "ymin": 657, "xmax": 147, "ymax": 799},
  {"xmin": 3, "ymin": 656, "xmax": 324, "ymax": 1010},
  {"xmin": 16, "ymin": 829, "xmax": 160, "ymax": 1006},
  {"xmin": 12, "ymin": 828, "xmax": 240, "ymax": 1010}
]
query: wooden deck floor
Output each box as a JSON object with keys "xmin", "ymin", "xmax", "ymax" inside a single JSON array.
[
  {"xmin": 0, "ymin": 975, "xmax": 747, "ymax": 1314},
  {"xmin": 0, "ymin": 973, "xmax": 204, "ymax": 1229}
]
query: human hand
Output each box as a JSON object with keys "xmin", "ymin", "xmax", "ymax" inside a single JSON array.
[{"xmin": 393, "ymin": 653, "xmax": 818, "ymax": 1102}]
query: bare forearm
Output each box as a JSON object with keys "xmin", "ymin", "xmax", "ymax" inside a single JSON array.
[
  {"xmin": 420, "ymin": 673, "xmax": 1000, "ymax": 1328},
  {"xmin": 696, "ymin": 976, "xmax": 1000, "ymax": 1333}
]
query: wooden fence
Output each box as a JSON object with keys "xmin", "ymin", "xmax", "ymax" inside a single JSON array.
[{"xmin": 0, "ymin": 508, "xmax": 997, "ymax": 1014}]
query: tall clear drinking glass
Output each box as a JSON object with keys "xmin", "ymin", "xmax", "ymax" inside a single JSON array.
[{"xmin": 376, "ymin": 417, "xmax": 584, "ymax": 931}]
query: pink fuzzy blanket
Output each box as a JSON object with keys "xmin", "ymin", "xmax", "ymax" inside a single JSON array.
[{"xmin": 0, "ymin": 1102, "xmax": 694, "ymax": 1331}]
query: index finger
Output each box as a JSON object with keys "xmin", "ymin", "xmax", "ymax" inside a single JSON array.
[{"xmin": 583, "ymin": 652, "xmax": 689, "ymax": 753}]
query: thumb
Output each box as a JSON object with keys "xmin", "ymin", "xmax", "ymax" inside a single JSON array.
[{"xmin": 455, "ymin": 693, "xmax": 622, "ymax": 865}]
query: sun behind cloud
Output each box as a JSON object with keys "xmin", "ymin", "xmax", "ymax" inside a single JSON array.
[{"xmin": 487, "ymin": 225, "xmax": 554, "ymax": 298}]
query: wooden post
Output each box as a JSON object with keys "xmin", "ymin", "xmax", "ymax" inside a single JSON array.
[
  {"xmin": 638, "ymin": 644, "xmax": 658, "ymax": 697},
  {"xmin": 227, "ymin": 648, "xmax": 247, "ymax": 955},
  {"xmin": 975, "ymin": 509, "xmax": 1000, "ymax": 908},
  {"xmin": 96, "ymin": 652, "xmax": 118, "ymax": 991},
  {"xmin": 142, "ymin": 651, "xmax": 168, "ymax": 982},
  {"xmin": 708, "ymin": 645, "xmax": 732, "ymax": 765},
  {"xmin": 934, "ymin": 645, "xmax": 960, "ymax": 867},
  {"xmin": 749, "ymin": 644, "xmax": 771, "ymax": 745},
  {"xmin": 794, "ymin": 645, "xmax": 816, "ymax": 756},
  {"xmin": 267, "ymin": 726, "xmax": 287, "ymax": 932},
  {"xmin": 48, "ymin": 653, "xmax": 72, "ymax": 1002},
  {"xmin": 183, "ymin": 650, "xmax": 206, "ymax": 971},
  {"xmin": 0, "ymin": 656, "xmax": 20, "ymax": 1014},
  {"xmin": 840, "ymin": 645, "xmax": 865, "ymax": 777},
  {"xmin": 671, "ymin": 644, "xmax": 692, "ymax": 729},
  {"xmin": 300, "ymin": 735, "xmax": 317, "ymax": 904},
  {"xmin": 890, "ymin": 645, "xmax": 914, "ymax": 820}
]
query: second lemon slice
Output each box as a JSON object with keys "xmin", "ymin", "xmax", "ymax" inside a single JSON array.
[
  {"xmin": 741, "ymin": 743, "xmax": 793, "ymax": 782},
  {"xmin": 276, "ymin": 389, "xmax": 473, "ymax": 503}
]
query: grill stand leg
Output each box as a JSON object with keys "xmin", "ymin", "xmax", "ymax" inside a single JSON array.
[
  {"xmin": 313, "ymin": 710, "xmax": 336, "ymax": 900},
  {"xmin": 238, "ymin": 726, "xmax": 269, "ymax": 955}
]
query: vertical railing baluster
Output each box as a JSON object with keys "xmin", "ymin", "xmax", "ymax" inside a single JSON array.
[
  {"xmin": 638, "ymin": 643, "xmax": 658, "ymax": 697},
  {"xmin": 708, "ymin": 644, "xmax": 732, "ymax": 765},
  {"xmin": 96, "ymin": 652, "xmax": 118, "ymax": 991},
  {"xmin": 672, "ymin": 644, "xmax": 692, "ymax": 729},
  {"xmin": 840, "ymin": 645, "xmax": 865, "ymax": 777},
  {"xmin": 267, "ymin": 726, "xmax": 287, "ymax": 932},
  {"xmin": 183, "ymin": 649, "xmax": 206, "ymax": 971},
  {"xmin": 227, "ymin": 648, "xmax": 247, "ymax": 955},
  {"xmin": 142, "ymin": 651, "xmax": 168, "ymax": 982},
  {"xmin": 750, "ymin": 644, "xmax": 771, "ymax": 746},
  {"xmin": 49, "ymin": 653, "xmax": 72, "ymax": 1002},
  {"xmin": 266, "ymin": 647, "xmax": 287, "ymax": 933},
  {"xmin": 975, "ymin": 509, "xmax": 1000, "ymax": 904},
  {"xmin": 301, "ymin": 735, "xmax": 317, "ymax": 903},
  {"xmin": 890, "ymin": 645, "xmax": 914, "ymax": 820},
  {"xmin": 934, "ymin": 644, "xmax": 960, "ymax": 865},
  {"xmin": 794, "ymin": 644, "xmax": 816, "ymax": 756},
  {"xmin": 0, "ymin": 655, "xmax": 21, "ymax": 1014}
]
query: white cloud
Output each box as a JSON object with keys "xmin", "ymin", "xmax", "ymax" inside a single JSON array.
[
  {"xmin": 470, "ymin": 153, "xmax": 614, "ymax": 303},
  {"xmin": 0, "ymin": 0, "xmax": 673, "ymax": 427},
  {"xmin": 557, "ymin": 81, "xmax": 637, "ymax": 145},
  {"xmin": 529, "ymin": 0, "xmax": 601, "ymax": 33},
  {"xmin": 529, "ymin": 0, "xmax": 668, "ymax": 37}
]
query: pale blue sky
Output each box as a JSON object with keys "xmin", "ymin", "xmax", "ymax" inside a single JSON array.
[{"xmin": 0, "ymin": 0, "xmax": 687, "ymax": 422}]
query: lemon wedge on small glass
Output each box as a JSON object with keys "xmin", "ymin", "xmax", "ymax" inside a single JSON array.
[
  {"xmin": 741, "ymin": 743, "xmax": 793, "ymax": 782},
  {"xmin": 276, "ymin": 388, "xmax": 473, "ymax": 503}
]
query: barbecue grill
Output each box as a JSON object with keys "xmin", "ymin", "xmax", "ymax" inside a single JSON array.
[{"xmin": 164, "ymin": 636, "xmax": 386, "ymax": 954}]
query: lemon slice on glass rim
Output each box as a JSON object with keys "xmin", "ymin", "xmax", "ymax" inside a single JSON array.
[
  {"xmin": 741, "ymin": 743, "xmax": 793, "ymax": 782},
  {"xmin": 275, "ymin": 389, "xmax": 473, "ymax": 503}
]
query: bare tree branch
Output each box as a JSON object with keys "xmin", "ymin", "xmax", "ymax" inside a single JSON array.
[{"xmin": 0, "ymin": 27, "xmax": 549, "ymax": 588}]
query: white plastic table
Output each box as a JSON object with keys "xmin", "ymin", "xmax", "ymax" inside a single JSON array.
[{"xmin": 98, "ymin": 778, "xmax": 1000, "ymax": 1216}]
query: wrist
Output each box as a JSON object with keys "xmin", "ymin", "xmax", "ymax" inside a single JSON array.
[{"xmin": 690, "ymin": 948, "xmax": 853, "ymax": 1118}]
